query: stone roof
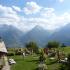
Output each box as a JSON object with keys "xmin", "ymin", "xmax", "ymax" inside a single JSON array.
[{"xmin": 0, "ymin": 41, "xmax": 7, "ymax": 53}]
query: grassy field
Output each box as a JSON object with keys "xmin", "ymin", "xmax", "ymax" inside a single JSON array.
[
  {"xmin": 10, "ymin": 55, "xmax": 59, "ymax": 70},
  {"xmin": 10, "ymin": 55, "xmax": 38, "ymax": 70},
  {"xmin": 8, "ymin": 47, "xmax": 70, "ymax": 70}
]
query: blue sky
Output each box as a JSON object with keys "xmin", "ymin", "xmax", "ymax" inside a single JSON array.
[
  {"xmin": 0, "ymin": 0, "xmax": 70, "ymax": 13},
  {"xmin": 0, "ymin": 0, "xmax": 70, "ymax": 32}
]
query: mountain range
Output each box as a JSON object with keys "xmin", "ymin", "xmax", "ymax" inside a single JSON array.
[
  {"xmin": 21, "ymin": 26, "xmax": 52, "ymax": 47},
  {"xmin": 49, "ymin": 23, "xmax": 70, "ymax": 46},
  {"xmin": 0, "ymin": 24, "xmax": 24, "ymax": 47},
  {"xmin": 0, "ymin": 23, "xmax": 70, "ymax": 47}
]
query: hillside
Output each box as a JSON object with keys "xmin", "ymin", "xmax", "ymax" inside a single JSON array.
[
  {"xmin": 21, "ymin": 26, "xmax": 52, "ymax": 47},
  {"xmin": 50, "ymin": 23, "xmax": 70, "ymax": 45},
  {"xmin": 0, "ymin": 23, "xmax": 70, "ymax": 47},
  {"xmin": 0, "ymin": 24, "xmax": 24, "ymax": 47}
]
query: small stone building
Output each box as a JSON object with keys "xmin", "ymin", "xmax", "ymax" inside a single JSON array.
[{"xmin": 0, "ymin": 37, "xmax": 7, "ymax": 69}]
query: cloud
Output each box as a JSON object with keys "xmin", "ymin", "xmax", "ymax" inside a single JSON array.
[
  {"xmin": 19, "ymin": 12, "xmax": 70, "ymax": 31},
  {"xmin": 23, "ymin": 1, "xmax": 41, "ymax": 14},
  {"xmin": 0, "ymin": 5, "xmax": 18, "ymax": 19},
  {"xmin": 41, "ymin": 8, "xmax": 56, "ymax": 18},
  {"xmin": 0, "ymin": 5, "xmax": 33, "ymax": 32},
  {"xmin": 12, "ymin": 6, "xmax": 21, "ymax": 12},
  {"xmin": 0, "ymin": 5, "xmax": 16, "ymax": 15},
  {"xmin": 0, "ymin": 5, "xmax": 20, "ymax": 28},
  {"xmin": 0, "ymin": 3, "xmax": 70, "ymax": 32},
  {"xmin": 22, "ymin": 11, "xmax": 70, "ymax": 30},
  {"xmin": 59, "ymin": 0, "xmax": 64, "ymax": 3}
]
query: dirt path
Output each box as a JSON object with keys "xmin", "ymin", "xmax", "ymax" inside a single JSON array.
[{"xmin": 2, "ymin": 57, "xmax": 10, "ymax": 70}]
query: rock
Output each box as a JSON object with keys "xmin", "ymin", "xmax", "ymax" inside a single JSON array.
[{"xmin": 38, "ymin": 63, "xmax": 48, "ymax": 70}]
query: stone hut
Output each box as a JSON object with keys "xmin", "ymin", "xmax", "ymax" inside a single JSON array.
[{"xmin": 0, "ymin": 37, "xmax": 7, "ymax": 69}]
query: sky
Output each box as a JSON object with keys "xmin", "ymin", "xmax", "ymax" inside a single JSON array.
[{"xmin": 0, "ymin": 0, "xmax": 70, "ymax": 32}]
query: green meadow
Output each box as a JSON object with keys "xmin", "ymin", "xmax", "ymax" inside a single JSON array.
[{"xmin": 8, "ymin": 47, "xmax": 70, "ymax": 70}]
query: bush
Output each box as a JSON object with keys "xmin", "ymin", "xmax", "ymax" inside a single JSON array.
[
  {"xmin": 58, "ymin": 54, "xmax": 70, "ymax": 70},
  {"xmin": 7, "ymin": 52, "xmax": 15, "ymax": 56},
  {"xmin": 39, "ymin": 52, "xmax": 46, "ymax": 63},
  {"xmin": 15, "ymin": 51, "xmax": 22, "ymax": 55}
]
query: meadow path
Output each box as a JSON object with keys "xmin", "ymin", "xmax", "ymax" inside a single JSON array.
[{"xmin": 2, "ymin": 56, "xmax": 10, "ymax": 70}]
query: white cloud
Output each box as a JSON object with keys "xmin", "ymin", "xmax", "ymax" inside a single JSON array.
[
  {"xmin": 12, "ymin": 6, "xmax": 21, "ymax": 12},
  {"xmin": 0, "ymin": 5, "xmax": 16, "ymax": 14},
  {"xmin": 59, "ymin": 0, "xmax": 64, "ymax": 3},
  {"xmin": 0, "ymin": 5, "xmax": 18, "ymax": 18},
  {"xmin": 0, "ymin": 5, "xmax": 33, "ymax": 32},
  {"xmin": 22, "ymin": 11, "xmax": 70, "ymax": 31},
  {"xmin": 0, "ymin": 4, "xmax": 70, "ymax": 32},
  {"xmin": 41, "ymin": 8, "xmax": 56, "ymax": 18},
  {"xmin": 23, "ymin": 1, "xmax": 41, "ymax": 15},
  {"xmin": 0, "ymin": 5, "xmax": 20, "ymax": 28}
]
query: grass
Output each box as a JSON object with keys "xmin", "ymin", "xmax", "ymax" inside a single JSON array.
[
  {"xmin": 10, "ymin": 55, "xmax": 38, "ymax": 70},
  {"xmin": 10, "ymin": 55, "xmax": 60, "ymax": 70},
  {"xmin": 8, "ymin": 47, "xmax": 70, "ymax": 70}
]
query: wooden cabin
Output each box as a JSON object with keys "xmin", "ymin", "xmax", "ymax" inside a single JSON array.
[{"xmin": 0, "ymin": 38, "xmax": 7, "ymax": 69}]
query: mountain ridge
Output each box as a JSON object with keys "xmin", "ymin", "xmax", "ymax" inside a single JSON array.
[
  {"xmin": 0, "ymin": 24, "xmax": 24, "ymax": 47},
  {"xmin": 0, "ymin": 23, "xmax": 70, "ymax": 47}
]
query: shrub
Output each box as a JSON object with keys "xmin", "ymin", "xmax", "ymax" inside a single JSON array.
[
  {"xmin": 15, "ymin": 51, "xmax": 22, "ymax": 55},
  {"xmin": 7, "ymin": 52, "xmax": 15, "ymax": 56},
  {"xmin": 39, "ymin": 52, "xmax": 46, "ymax": 63}
]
